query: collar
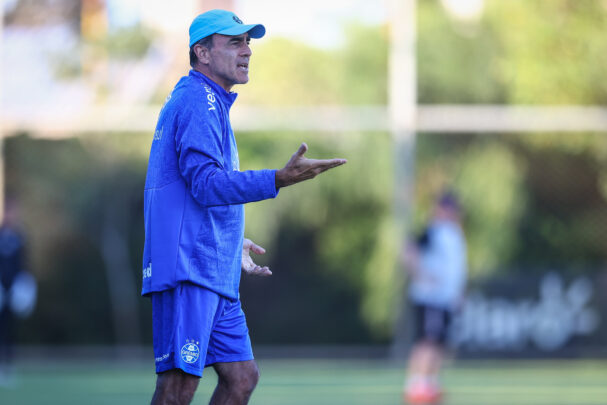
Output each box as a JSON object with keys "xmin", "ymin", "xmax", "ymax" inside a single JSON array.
[{"xmin": 189, "ymin": 69, "xmax": 238, "ymax": 108}]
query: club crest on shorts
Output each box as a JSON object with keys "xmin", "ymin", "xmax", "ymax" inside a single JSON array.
[{"xmin": 181, "ymin": 340, "xmax": 200, "ymax": 364}]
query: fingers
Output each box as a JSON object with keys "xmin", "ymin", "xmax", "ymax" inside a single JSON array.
[
  {"xmin": 320, "ymin": 158, "xmax": 348, "ymax": 168},
  {"xmin": 308, "ymin": 158, "xmax": 348, "ymax": 173},
  {"xmin": 249, "ymin": 242, "xmax": 266, "ymax": 255},
  {"xmin": 244, "ymin": 238, "xmax": 265, "ymax": 254},
  {"xmin": 246, "ymin": 266, "xmax": 272, "ymax": 277},
  {"xmin": 279, "ymin": 143, "xmax": 347, "ymax": 188},
  {"xmin": 295, "ymin": 142, "xmax": 308, "ymax": 158}
]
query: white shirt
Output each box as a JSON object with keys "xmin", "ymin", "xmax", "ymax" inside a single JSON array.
[{"xmin": 409, "ymin": 220, "xmax": 467, "ymax": 310}]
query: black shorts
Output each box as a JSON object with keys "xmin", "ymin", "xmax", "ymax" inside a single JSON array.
[{"xmin": 412, "ymin": 304, "xmax": 452, "ymax": 345}]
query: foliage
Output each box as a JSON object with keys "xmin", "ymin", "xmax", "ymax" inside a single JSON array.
[
  {"xmin": 98, "ymin": 24, "xmax": 155, "ymax": 59},
  {"xmin": 488, "ymin": 0, "xmax": 607, "ymax": 105},
  {"xmin": 417, "ymin": 0, "xmax": 506, "ymax": 104},
  {"xmin": 413, "ymin": 0, "xmax": 607, "ymax": 276},
  {"xmin": 240, "ymin": 23, "xmax": 388, "ymax": 106},
  {"xmin": 240, "ymin": 38, "xmax": 342, "ymax": 105},
  {"xmin": 6, "ymin": 135, "xmax": 149, "ymax": 345},
  {"xmin": 239, "ymin": 130, "xmax": 397, "ymax": 342}
]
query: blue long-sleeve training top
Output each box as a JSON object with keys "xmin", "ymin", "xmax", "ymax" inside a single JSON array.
[{"xmin": 142, "ymin": 70, "xmax": 278, "ymax": 299}]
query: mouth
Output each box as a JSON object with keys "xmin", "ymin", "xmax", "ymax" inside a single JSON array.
[{"xmin": 237, "ymin": 62, "xmax": 249, "ymax": 72}]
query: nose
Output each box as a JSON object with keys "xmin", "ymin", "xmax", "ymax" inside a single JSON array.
[{"xmin": 241, "ymin": 42, "xmax": 252, "ymax": 57}]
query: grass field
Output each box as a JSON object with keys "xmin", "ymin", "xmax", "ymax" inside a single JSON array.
[{"xmin": 1, "ymin": 357, "xmax": 607, "ymax": 405}]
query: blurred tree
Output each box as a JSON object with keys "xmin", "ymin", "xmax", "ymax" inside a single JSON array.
[
  {"xmin": 488, "ymin": 0, "xmax": 607, "ymax": 105},
  {"xmin": 102, "ymin": 24, "xmax": 154, "ymax": 59},
  {"xmin": 239, "ymin": 38, "xmax": 342, "ymax": 106},
  {"xmin": 418, "ymin": 0, "xmax": 507, "ymax": 104},
  {"xmin": 240, "ymin": 23, "xmax": 388, "ymax": 106},
  {"xmin": 239, "ymin": 131, "xmax": 398, "ymax": 342},
  {"xmin": 337, "ymin": 23, "xmax": 389, "ymax": 105},
  {"xmin": 413, "ymin": 0, "xmax": 607, "ymax": 276},
  {"xmin": 5, "ymin": 135, "xmax": 146, "ymax": 345},
  {"xmin": 484, "ymin": 0, "xmax": 607, "ymax": 270}
]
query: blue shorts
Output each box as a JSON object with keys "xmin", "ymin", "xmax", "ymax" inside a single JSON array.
[{"xmin": 151, "ymin": 283, "xmax": 254, "ymax": 377}]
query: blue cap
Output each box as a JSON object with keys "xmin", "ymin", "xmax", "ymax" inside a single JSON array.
[{"xmin": 189, "ymin": 9, "xmax": 266, "ymax": 47}]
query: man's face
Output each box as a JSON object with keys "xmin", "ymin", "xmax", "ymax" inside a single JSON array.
[
  {"xmin": 434, "ymin": 203, "xmax": 458, "ymax": 222},
  {"xmin": 203, "ymin": 33, "xmax": 252, "ymax": 92}
]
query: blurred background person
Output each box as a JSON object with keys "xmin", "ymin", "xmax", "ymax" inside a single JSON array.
[
  {"xmin": 0, "ymin": 197, "xmax": 36, "ymax": 387},
  {"xmin": 402, "ymin": 191, "xmax": 467, "ymax": 404}
]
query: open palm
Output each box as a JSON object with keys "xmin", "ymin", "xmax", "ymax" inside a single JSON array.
[{"xmin": 242, "ymin": 238, "xmax": 272, "ymax": 276}]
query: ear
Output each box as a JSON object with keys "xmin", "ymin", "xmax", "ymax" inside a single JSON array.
[{"xmin": 194, "ymin": 44, "xmax": 211, "ymax": 65}]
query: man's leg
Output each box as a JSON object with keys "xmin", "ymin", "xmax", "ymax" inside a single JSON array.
[
  {"xmin": 150, "ymin": 284, "xmax": 223, "ymax": 404},
  {"xmin": 209, "ymin": 360, "xmax": 260, "ymax": 405},
  {"xmin": 151, "ymin": 369, "xmax": 200, "ymax": 405}
]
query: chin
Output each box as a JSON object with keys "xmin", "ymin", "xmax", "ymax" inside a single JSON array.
[{"xmin": 233, "ymin": 71, "xmax": 249, "ymax": 84}]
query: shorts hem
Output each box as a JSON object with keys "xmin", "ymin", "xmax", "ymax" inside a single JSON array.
[
  {"xmin": 205, "ymin": 353, "xmax": 254, "ymax": 368},
  {"xmin": 156, "ymin": 363, "xmax": 203, "ymax": 378}
]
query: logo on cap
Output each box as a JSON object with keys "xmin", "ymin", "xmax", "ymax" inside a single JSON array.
[{"xmin": 233, "ymin": 15, "xmax": 243, "ymax": 24}]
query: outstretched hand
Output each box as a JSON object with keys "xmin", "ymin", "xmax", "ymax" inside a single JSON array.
[
  {"xmin": 275, "ymin": 143, "xmax": 347, "ymax": 188},
  {"xmin": 242, "ymin": 238, "xmax": 272, "ymax": 277}
]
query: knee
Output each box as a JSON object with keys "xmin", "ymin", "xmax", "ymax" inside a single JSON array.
[
  {"xmin": 248, "ymin": 366, "xmax": 260, "ymax": 390},
  {"xmin": 152, "ymin": 370, "xmax": 199, "ymax": 405},
  {"xmin": 178, "ymin": 377, "xmax": 200, "ymax": 404},
  {"xmin": 237, "ymin": 365, "xmax": 260, "ymax": 394},
  {"xmin": 224, "ymin": 364, "xmax": 259, "ymax": 396}
]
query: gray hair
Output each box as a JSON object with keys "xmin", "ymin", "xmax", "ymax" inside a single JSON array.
[{"xmin": 189, "ymin": 35, "xmax": 214, "ymax": 67}]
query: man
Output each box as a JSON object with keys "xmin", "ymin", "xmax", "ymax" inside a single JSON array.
[
  {"xmin": 0, "ymin": 198, "xmax": 36, "ymax": 386},
  {"xmin": 402, "ymin": 192, "xmax": 467, "ymax": 405},
  {"xmin": 142, "ymin": 9, "xmax": 347, "ymax": 405}
]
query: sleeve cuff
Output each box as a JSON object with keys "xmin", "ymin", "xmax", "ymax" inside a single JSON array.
[{"xmin": 264, "ymin": 169, "xmax": 279, "ymax": 198}]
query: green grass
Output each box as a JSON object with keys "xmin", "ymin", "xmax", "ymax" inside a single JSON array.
[{"xmin": 1, "ymin": 358, "xmax": 607, "ymax": 404}]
